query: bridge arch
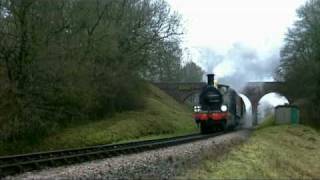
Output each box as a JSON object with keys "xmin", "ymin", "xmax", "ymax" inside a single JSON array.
[
  {"xmin": 241, "ymin": 82, "xmax": 294, "ymax": 125},
  {"xmin": 257, "ymin": 92, "xmax": 289, "ymax": 123},
  {"xmin": 183, "ymin": 91, "xmax": 201, "ymax": 105},
  {"xmin": 152, "ymin": 82, "xmax": 206, "ymax": 104}
]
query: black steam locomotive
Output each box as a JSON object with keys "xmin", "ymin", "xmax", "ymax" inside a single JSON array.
[{"xmin": 193, "ymin": 74, "xmax": 245, "ymax": 133}]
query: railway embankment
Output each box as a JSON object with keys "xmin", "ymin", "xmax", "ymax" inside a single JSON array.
[
  {"xmin": 0, "ymin": 85, "xmax": 197, "ymax": 156},
  {"xmin": 181, "ymin": 120, "xmax": 320, "ymax": 179}
]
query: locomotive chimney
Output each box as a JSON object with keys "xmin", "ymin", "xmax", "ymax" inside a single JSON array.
[{"xmin": 207, "ymin": 74, "xmax": 214, "ymax": 86}]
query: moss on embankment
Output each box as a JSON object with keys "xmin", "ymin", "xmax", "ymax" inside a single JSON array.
[
  {"xmin": 185, "ymin": 119, "xmax": 320, "ymax": 179},
  {"xmin": 0, "ymin": 85, "xmax": 197, "ymax": 155}
]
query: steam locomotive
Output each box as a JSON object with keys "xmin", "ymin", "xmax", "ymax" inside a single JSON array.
[{"xmin": 193, "ymin": 74, "xmax": 245, "ymax": 134}]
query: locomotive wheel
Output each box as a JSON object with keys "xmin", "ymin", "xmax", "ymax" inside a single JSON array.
[
  {"xmin": 221, "ymin": 121, "xmax": 227, "ymax": 132},
  {"xmin": 228, "ymin": 124, "xmax": 235, "ymax": 131},
  {"xmin": 200, "ymin": 123, "xmax": 208, "ymax": 134}
]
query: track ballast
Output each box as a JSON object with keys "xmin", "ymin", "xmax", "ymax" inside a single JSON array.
[{"xmin": 0, "ymin": 132, "xmax": 225, "ymax": 177}]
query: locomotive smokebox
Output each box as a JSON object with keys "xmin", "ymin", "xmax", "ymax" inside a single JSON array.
[{"xmin": 207, "ymin": 74, "xmax": 215, "ymax": 86}]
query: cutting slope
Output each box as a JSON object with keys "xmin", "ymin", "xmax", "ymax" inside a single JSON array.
[{"xmin": 0, "ymin": 84, "xmax": 197, "ymax": 155}]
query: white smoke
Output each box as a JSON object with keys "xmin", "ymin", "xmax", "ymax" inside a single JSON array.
[{"xmin": 191, "ymin": 43, "xmax": 280, "ymax": 91}]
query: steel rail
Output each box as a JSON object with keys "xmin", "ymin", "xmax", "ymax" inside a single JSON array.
[{"xmin": 0, "ymin": 132, "xmax": 224, "ymax": 178}]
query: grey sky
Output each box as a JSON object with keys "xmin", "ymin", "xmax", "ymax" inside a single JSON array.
[{"xmin": 168, "ymin": 0, "xmax": 308, "ymax": 90}]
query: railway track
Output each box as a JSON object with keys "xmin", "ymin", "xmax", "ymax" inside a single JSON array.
[{"xmin": 0, "ymin": 132, "xmax": 225, "ymax": 178}]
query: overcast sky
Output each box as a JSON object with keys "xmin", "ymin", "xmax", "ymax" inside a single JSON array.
[{"xmin": 167, "ymin": 0, "xmax": 308, "ymax": 90}]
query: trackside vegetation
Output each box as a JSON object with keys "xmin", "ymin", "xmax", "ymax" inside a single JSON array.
[
  {"xmin": 0, "ymin": 0, "xmax": 204, "ymax": 146},
  {"xmin": 0, "ymin": 85, "xmax": 197, "ymax": 155},
  {"xmin": 183, "ymin": 120, "xmax": 320, "ymax": 179},
  {"xmin": 278, "ymin": 0, "xmax": 320, "ymax": 127}
]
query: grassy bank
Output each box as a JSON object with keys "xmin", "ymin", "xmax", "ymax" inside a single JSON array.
[
  {"xmin": 185, "ymin": 122, "xmax": 320, "ymax": 179},
  {"xmin": 0, "ymin": 85, "xmax": 197, "ymax": 155}
]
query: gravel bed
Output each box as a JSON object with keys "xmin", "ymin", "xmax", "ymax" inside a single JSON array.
[{"xmin": 6, "ymin": 129, "xmax": 251, "ymax": 180}]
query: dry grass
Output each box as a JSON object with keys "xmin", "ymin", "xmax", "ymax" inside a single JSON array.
[{"xmin": 185, "ymin": 124, "xmax": 320, "ymax": 179}]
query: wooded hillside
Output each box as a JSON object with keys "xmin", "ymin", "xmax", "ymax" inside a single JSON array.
[{"xmin": 0, "ymin": 0, "xmax": 203, "ymax": 141}]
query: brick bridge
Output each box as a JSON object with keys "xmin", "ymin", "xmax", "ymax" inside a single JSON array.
[{"xmin": 153, "ymin": 82, "xmax": 293, "ymax": 125}]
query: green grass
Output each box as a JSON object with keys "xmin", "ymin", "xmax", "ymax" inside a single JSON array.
[
  {"xmin": 256, "ymin": 115, "xmax": 276, "ymax": 130},
  {"xmin": 184, "ymin": 124, "xmax": 320, "ymax": 179},
  {"xmin": 0, "ymin": 84, "xmax": 197, "ymax": 155}
]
